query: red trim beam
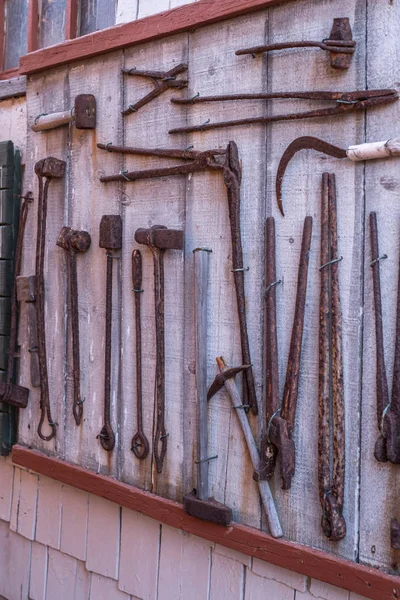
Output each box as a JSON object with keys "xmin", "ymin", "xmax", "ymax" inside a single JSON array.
[
  {"xmin": 12, "ymin": 445, "xmax": 400, "ymax": 600},
  {"xmin": 19, "ymin": 0, "xmax": 292, "ymax": 75}
]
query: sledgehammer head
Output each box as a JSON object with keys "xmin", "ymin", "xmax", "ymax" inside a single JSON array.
[
  {"xmin": 57, "ymin": 226, "xmax": 91, "ymax": 253},
  {"xmin": 0, "ymin": 382, "xmax": 29, "ymax": 408},
  {"xmin": 34, "ymin": 157, "xmax": 66, "ymax": 179},
  {"xmin": 74, "ymin": 94, "xmax": 96, "ymax": 129},
  {"xmin": 99, "ymin": 215, "xmax": 122, "ymax": 250},
  {"xmin": 134, "ymin": 224, "xmax": 184, "ymax": 250}
]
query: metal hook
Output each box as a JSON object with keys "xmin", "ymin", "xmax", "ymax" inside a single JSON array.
[
  {"xmin": 231, "ymin": 267, "xmax": 249, "ymax": 273},
  {"xmin": 319, "ymin": 256, "xmax": 343, "ymax": 271},
  {"xmin": 195, "ymin": 454, "xmax": 218, "ymax": 464},
  {"xmin": 266, "ymin": 407, "xmax": 281, "ymax": 443},
  {"xmin": 371, "ymin": 254, "xmax": 388, "ymax": 267},
  {"xmin": 265, "ymin": 279, "xmax": 282, "ymax": 296}
]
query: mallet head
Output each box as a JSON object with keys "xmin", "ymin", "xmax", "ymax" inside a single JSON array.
[
  {"xmin": 134, "ymin": 224, "xmax": 184, "ymax": 251},
  {"xmin": 34, "ymin": 157, "xmax": 66, "ymax": 179},
  {"xmin": 56, "ymin": 226, "xmax": 91, "ymax": 253},
  {"xmin": 0, "ymin": 382, "xmax": 29, "ymax": 408},
  {"xmin": 99, "ymin": 215, "xmax": 122, "ymax": 250},
  {"xmin": 74, "ymin": 94, "xmax": 96, "ymax": 129}
]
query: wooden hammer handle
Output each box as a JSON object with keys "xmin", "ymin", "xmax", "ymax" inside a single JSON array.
[{"xmin": 31, "ymin": 110, "xmax": 73, "ymax": 132}]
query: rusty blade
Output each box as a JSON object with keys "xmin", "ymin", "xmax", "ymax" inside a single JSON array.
[{"xmin": 276, "ymin": 137, "xmax": 347, "ymax": 216}]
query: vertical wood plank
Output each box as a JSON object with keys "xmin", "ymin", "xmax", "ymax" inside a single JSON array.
[
  {"xmin": 65, "ymin": 0, "xmax": 78, "ymax": 39},
  {"xmin": 359, "ymin": 0, "xmax": 400, "ymax": 571},
  {"xmin": 264, "ymin": 0, "xmax": 364, "ymax": 556},
  {"xmin": 28, "ymin": 0, "xmax": 39, "ymax": 52},
  {"xmin": 120, "ymin": 33, "xmax": 188, "ymax": 499},
  {"xmin": 18, "ymin": 66, "xmax": 69, "ymax": 458},
  {"xmin": 63, "ymin": 52, "xmax": 122, "ymax": 477}
]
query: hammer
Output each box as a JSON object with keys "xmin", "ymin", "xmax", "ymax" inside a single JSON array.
[
  {"xmin": 208, "ymin": 357, "xmax": 283, "ymax": 538},
  {"xmin": 98, "ymin": 215, "xmax": 122, "ymax": 451},
  {"xmin": 31, "ymin": 94, "xmax": 96, "ymax": 132},
  {"xmin": 57, "ymin": 227, "xmax": 91, "ymax": 425},
  {"xmin": 134, "ymin": 225, "xmax": 184, "ymax": 474}
]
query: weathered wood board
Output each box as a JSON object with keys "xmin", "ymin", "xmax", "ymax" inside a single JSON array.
[{"xmin": 13, "ymin": 0, "xmax": 400, "ymax": 574}]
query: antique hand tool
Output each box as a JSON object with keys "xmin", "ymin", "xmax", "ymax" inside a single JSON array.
[
  {"xmin": 56, "ymin": 226, "xmax": 91, "ymax": 426},
  {"xmin": 0, "ymin": 193, "xmax": 33, "ymax": 408},
  {"xmin": 98, "ymin": 215, "xmax": 122, "ymax": 451},
  {"xmin": 236, "ymin": 18, "xmax": 355, "ymax": 69},
  {"xmin": 32, "ymin": 95, "xmax": 96, "ymax": 132},
  {"xmin": 168, "ymin": 89, "xmax": 397, "ymax": 135},
  {"xmin": 131, "ymin": 249, "xmax": 150, "ymax": 460},
  {"xmin": 276, "ymin": 135, "xmax": 400, "ymax": 216},
  {"xmin": 370, "ymin": 212, "xmax": 400, "ymax": 464},
  {"xmin": 135, "ymin": 225, "xmax": 184, "ymax": 473},
  {"xmin": 16, "ymin": 275, "xmax": 40, "ymax": 388},
  {"xmin": 184, "ymin": 248, "xmax": 232, "ymax": 525},
  {"xmin": 318, "ymin": 173, "xmax": 346, "ymax": 541},
  {"xmin": 35, "ymin": 158, "xmax": 66, "ymax": 440},
  {"xmin": 98, "ymin": 142, "xmax": 258, "ymax": 415},
  {"xmin": 258, "ymin": 216, "xmax": 312, "ymax": 490},
  {"xmin": 122, "ymin": 63, "xmax": 188, "ymax": 116},
  {"xmin": 208, "ymin": 357, "xmax": 283, "ymax": 538}
]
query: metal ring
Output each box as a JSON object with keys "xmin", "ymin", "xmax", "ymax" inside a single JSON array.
[
  {"xmin": 132, "ymin": 288, "xmax": 144, "ymax": 293},
  {"xmin": 266, "ymin": 407, "xmax": 281, "ymax": 443},
  {"xmin": 193, "ymin": 247, "xmax": 212, "ymax": 253},
  {"xmin": 183, "ymin": 144, "xmax": 194, "ymax": 158},
  {"xmin": 265, "ymin": 279, "xmax": 282, "ymax": 296},
  {"xmin": 195, "ymin": 454, "xmax": 218, "ymax": 464},
  {"xmin": 105, "ymin": 142, "xmax": 113, "ymax": 152},
  {"xmin": 380, "ymin": 403, "xmax": 391, "ymax": 437},
  {"xmin": 120, "ymin": 170, "xmax": 131, "ymax": 181},
  {"xmin": 319, "ymin": 256, "xmax": 343, "ymax": 271},
  {"xmin": 231, "ymin": 267, "xmax": 249, "ymax": 273},
  {"xmin": 34, "ymin": 112, "xmax": 48, "ymax": 125},
  {"xmin": 336, "ymin": 99, "xmax": 359, "ymax": 105},
  {"xmin": 370, "ymin": 254, "xmax": 388, "ymax": 267}
]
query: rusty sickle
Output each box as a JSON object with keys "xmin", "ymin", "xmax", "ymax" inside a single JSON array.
[
  {"xmin": 98, "ymin": 141, "xmax": 258, "ymax": 415},
  {"xmin": 0, "ymin": 193, "xmax": 33, "ymax": 409},
  {"xmin": 276, "ymin": 134, "xmax": 400, "ymax": 216},
  {"xmin": 168, "ymin": 89, "xmax": 397, "ymax": 135},
  {"xmin": 131, "ymin": 249, "xmax": 150, "ymax": 460},
  {"xmin": 121, "ymin": 63, "xmax": 188, "ymax": 116},
  {"xmin": 98, "ymin": 215, "xmax": 122, "ymax": 451},
  {"xmin": 56, "ymin": 226, "xmax": 91, "ymax": 426},
  {"xmin": 258, "ymin": 216, "xmax": 312, "ymax": 490},
  {"xmin": 370, "ymin": 212, "xmax": 400, "ymax": 464},
  {"xmin": 208, "ymin": 357, "xmax": 283, "ymax": 539},
  {"xmin": 135, "ymin": 225, "xmax": 184, "ymax": 474},
  {"xmin": 35, "ymin": 158, "xmax": 66, "ymax": 441},
  {"xmin": 318, "ymin": 173, "xmax": 346, "ymax": 542},
  {"xmin": 236, "ymin": 18, "xmax": 356, "ymax": 69}
]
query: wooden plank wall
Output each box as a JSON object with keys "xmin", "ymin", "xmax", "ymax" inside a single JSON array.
[{"xmin": 16, "ymin": 0, "xmax": 400, "ymax": 572}]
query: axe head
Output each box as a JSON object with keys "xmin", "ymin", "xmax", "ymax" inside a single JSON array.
[
  {"xmin": 99, "ymin": 215, "xmax": 122, "ymax": 250},
  {"xmin": 34, "ymin": 157, "xmax": 66, "ymax": 179},
  {"xmin": 74, "ymin": 94, "xmax": 96, "ymax": 129},
  {"xmin": 57, "ymin": 226, "xmax": 91, "ymax": 253},
  {"xmin": 135, "ymin": 225, "xmax": 184, "ymax": 250}
]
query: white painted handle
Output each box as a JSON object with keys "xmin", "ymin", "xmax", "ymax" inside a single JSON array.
[
  {"xmin": 31, "ymin": 110, "xmax": 73, "ymax": 132},
  {"xmin": 346, "ymin": 137, "xmax": 400, "ymax": 161},
  {"xmin": 218, "ymin": 359, "xmax": 283, "ymax": 538}
]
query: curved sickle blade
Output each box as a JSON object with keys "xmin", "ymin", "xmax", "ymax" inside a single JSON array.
[{"xmin": 276, "ymin": 136, "xmax": 347, "ymax": 216}]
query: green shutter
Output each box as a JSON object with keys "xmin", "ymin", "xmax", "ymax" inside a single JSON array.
[{"xmin": 0, "ymin": 141, "xmax": 22, "ymax": 455}]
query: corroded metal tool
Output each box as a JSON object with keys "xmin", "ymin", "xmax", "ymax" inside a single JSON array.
[
  {"xmin": 0, "ymin": 193, "xmax": 33, "ymax": 408},
  {"xmin": 183, "ymin": 248, "xmax": 232, "ymax": 525},
  {"xmin": 32, "ymin": 95, "xmax": 96, "ymax": 132},
  {"xmin": 131, "ymin": 249, "xmax": 150, "ymax": 460},
  {"xmin": 258, "ymin": 216, "xmax": 312, "ymax": 490},
  {"xmin": 208, "ymin": 357, "xmax": 283, "ymax": 539},
  {"xmin": 98, "ymin": 141, "xmax": 258, "ymax": 416},
  {"xmin": 168, "ymin": 89, "xmax": 397, "ymax": 135},
  {"xmin": 56, "ymin": 226, "xmax": 91, "ymax": 426},
  {"xmin": 276, "ymin": 135, "xmax": 400, "ymax": 216},
  {"xmin": 135, "ymin": 225, "xmax": 184, "ymax": 474},
  {"xmin": 98, "ymin": 215, "xmax": 122, "ymax": 451},
  {"xmin": 318, "ymin": 173, "xmax": 346, "ymax": 542},
  {"xmin": 236, "ymin": 18, "xmax": 356, "ymax": 69},
  {"xmin": 35, "ymin": 158, "xmax": 66, "ymax": 441},
  {"xmin": 369, "ymin": 212, "xmax": 400, "ymax": 464},
  {"xmin": 122, "ymin": 63, "xmax": 188, "ymax": 116}
]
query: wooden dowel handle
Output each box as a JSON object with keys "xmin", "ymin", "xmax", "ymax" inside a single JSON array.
[
  {"xmin": 347, "ymin": 137, "xmax": 400, "ymax": 161},
  {"xmin": 31, "ymin": 110, "xmax": 73, "ymax": 132}
]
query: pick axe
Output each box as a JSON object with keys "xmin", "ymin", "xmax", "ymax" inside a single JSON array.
[{"xmin": 208, "ymin": 357, "xmax": 283, "ymax": 538}]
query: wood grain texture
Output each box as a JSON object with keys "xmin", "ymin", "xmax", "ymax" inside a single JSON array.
[
  {"xmin": 27, "ymin": 0, "xmax": 39, "ymax": 52},
  {"xmin": 0, "ymin": 76, "xmax": 26, "ymax": 100},
  {"xmin": 359, "ymin": 0, "xmax": 400, "ymax": 572},
  {"xmin": 65, "ymin": 0, "xmax": 78, "ymax": 40},
  {"xmin": 11, "ymin": 445, "xmax": 400, "ymax": 600},
  {"xmin": 19, "ymin": 0, "xmax": 297, "ymax": 75}
]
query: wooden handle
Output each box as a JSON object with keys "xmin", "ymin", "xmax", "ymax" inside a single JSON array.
[
  {"xmin": 31, "ymin": 110, "xmax": 73, "ymax": 132},
  {"xmin": 132, "ymin": 249, "xmax": 142, "ymax": 290},
  {"xmin": 347, "ymin": 137, "xmax": 400, "ymax": 161}
]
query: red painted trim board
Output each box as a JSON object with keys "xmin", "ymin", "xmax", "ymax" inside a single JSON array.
[
  {"xmin": 19, "ymin": 0, "xmax": 293, "ymax": 75},
  {"xmin": 11, "ymin": 445, "xmax": 400, "ymax": 600}
]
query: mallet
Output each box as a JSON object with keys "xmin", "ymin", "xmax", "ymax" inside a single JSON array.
[{"xmin": 31, "ymin": 94, "xmax": 96, "ymax": 132}]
